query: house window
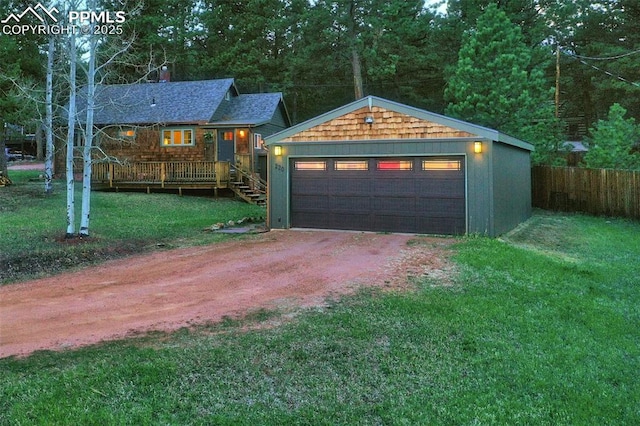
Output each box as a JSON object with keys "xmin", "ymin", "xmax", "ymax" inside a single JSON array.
[
  {"xmin": 162, "ymin": 128, "xmax": 194, "ymax": 146},
  {"xmin": 335, "ymin": 160, "xmax": 369, "ymax": 171},
  {"xmin": 118, "ymin": 128, "xmax": 136, "ymax": 141},
  {"xmin": 222, "ymin": 131, "xmax": 234, "ymax": 141},
  {"xmin": 376, "ymin": 160, "xmax": 413, "ymax": 171},
  {"xmin": 422, "ymin": 160, "xmax": 462, "ymax": 171},
  {"xmin": 254, "ymin": 133, "xmax": 264, "ymax": 149}
]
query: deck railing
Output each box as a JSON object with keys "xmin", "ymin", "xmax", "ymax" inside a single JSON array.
[{"xmin": 92, "ymin": 161, "xmax": 231, "ymax": 188}]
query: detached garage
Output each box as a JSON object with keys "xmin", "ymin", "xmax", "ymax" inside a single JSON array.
[{"xmin": 265, "ymin": 96, "xmax": 534, "ymax": 237}]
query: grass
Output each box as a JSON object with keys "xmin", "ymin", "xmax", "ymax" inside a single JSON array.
[
  {"xmin": 1, "ymin": 175, "xmax": 639, "ymax": 424},
  {"xmin": 0, "ymin": 170, "xmax": 266, "ymax": 283}
]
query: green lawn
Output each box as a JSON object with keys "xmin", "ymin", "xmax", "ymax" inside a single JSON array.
[
  {"xmin": 0, "ymin": 170, "xmax": 265, "ymax": 283},
  {"xmin": 1, "ymin": 173, "xmax": 639, "ymax": 424}
]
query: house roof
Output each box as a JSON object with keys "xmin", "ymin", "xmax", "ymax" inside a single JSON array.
[
  {"xmin": 78, "ymin": 79, "xmax": 236, "ymax": 125},
  {"xmin": 77, "ymin": 79, "xmax": 287, "ymax": 128},
  {"xmin": 265, "ymin": 96, "xmax": 534, "ymax": 151},
  {"xmin": 563, "ymin": 141, "xmax": 588, "ymax": 152},
  {"xmin": 208, "ymin": 93, "xmax": 286, "ymax": 127}
]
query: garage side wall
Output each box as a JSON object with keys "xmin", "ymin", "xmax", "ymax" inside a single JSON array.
[
  {"xmin": 491, "ymin": 142, "xmax": 532, "ymax": 236},
  {"xmin": 466, "ymin": 141, "xmax": 492, "ymax": 235},
  {"xmin": 268, "ymin": 139, "xmax": 491, "ymax": 235}
]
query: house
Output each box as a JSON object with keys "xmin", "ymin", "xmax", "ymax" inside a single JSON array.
[
  {"xmin": 57, "ymin": 78, "xmax": 290, "ymax": 201},
  {"xmin": 563, "ymin": 141, "xmax": 588, "ymax": 166},
  {"xmin": 265, "ymin": 96, "xmax": 534, "ymax": 237},
  {"xmin": 2, "ymin": 123, "xmax": 36, "ymax": 160}
]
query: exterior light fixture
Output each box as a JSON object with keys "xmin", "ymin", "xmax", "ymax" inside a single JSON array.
[
  {"xmin": 273, "ymin": 145, "xmax": 283, "ymax": 156},
  {"xmin": 474, "ymin": 141, "xmax": 483, "ymax": 153},
  {"xmin": 364, "ymin": 116, "xmax": 374, "ymax": 125}
]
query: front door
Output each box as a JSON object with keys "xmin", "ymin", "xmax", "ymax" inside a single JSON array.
[{"xmin": 217, "ymin": 130, "xmax": 234, "ymax": 162}]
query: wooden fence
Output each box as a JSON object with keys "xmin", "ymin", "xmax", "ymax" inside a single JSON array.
[{"xmin": 532, "ymin": 166, "xmax": 640, "ymax": 220}]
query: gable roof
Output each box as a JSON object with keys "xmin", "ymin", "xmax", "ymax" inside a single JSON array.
[
  {"xmin": 208, "ymin": 93, "xmax": 288, "ymax": 127},
  {"xmin": 77, "ymin": 79, "xmax": 237, "ymax": 125},
  {"xmin": 563, "ymin": 141, "xmax": 588, "ymax": 152},
  {"xmin": 265, "ymin": 96, "xmax": 534, "ymax": 151}
]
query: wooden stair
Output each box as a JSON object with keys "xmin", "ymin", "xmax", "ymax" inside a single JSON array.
[
  {"xmin": 229, "ymin": 167, "xmax": 267, "ymax": 206},
  {"xmin": 230, "ymin": 181, "xmax": 266, "ymax": 206}
]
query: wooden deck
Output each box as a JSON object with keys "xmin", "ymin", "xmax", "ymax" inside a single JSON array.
[{"xmin": 92, "ymin": 161, "xmax": 231, "ymax": 194}]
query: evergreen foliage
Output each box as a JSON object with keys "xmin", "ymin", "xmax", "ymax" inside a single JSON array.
[
  {"xmin": 444, "ymin": 3, "xmax": 562, "ymax": 165},
  {"xmin": 2, "ymin": 0, "xmax": 640, "ymax": 166},
  {"xmin": 584, "ymin": 103, "xmax": 640, "ymax": 170}
]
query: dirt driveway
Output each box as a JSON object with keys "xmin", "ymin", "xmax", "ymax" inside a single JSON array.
[{"xmin": 0, "ymin": 230, "xmax": 453, "ymax": 358}]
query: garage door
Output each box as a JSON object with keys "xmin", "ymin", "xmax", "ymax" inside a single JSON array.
[{"xmin": 290, "ymin": 156, "xmax": 466, "ymax": 235}]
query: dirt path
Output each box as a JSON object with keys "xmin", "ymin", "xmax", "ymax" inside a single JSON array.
[
  {"xmin": 7, "ymin": 161, "xmax": 44, "ymax": 171},
  {"xmin": 0, "ymin": 230, "xmax": 453, "ymax": 358}
]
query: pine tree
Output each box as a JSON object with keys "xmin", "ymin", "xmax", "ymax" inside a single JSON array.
[
  {"xmin": 444, "ymin": 3, "xmax": 555, "ymax": 140},
  {"xmin": 584, "ymin": 103, "xmax": 640, "ymax": 170}
]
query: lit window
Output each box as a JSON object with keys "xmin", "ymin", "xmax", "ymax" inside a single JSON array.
[
  {"xmin": 295, "ymin": 161, "xmax": 327, "ymax": 170},
  {"xmin": 118, "ymin": 128, "xmax": 136, "ymax": 140},
  {"xmin": 161, "ymin": 128, "xmax": 194, "ymax": 146},
  {"xmin": 222, "ymin": 131, "xmax": 234, "ymax": 141},
  {"xmin": 422, "ymin": 160, "xmax": 462, "ymax": 171},
  {"xmin": 377, "ymin": 160, "xmax": 413, "ymax": 171},
  {"xmin": 335, "ymin": 160, "xmax": 369, "ymax": 171}
]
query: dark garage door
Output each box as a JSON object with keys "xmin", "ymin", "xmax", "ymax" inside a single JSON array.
[{"xmin": 290, "ymin": 156, "xmax": 466, "ymax": 235}]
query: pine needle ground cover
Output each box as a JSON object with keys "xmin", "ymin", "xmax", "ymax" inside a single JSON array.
[{"xmin": 1, "ymin": 178, "xmax": 639, "ymax": 424}]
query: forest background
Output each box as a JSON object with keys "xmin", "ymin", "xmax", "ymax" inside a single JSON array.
[{"xmin": 1, "ymin": 0, "xmax": 639, "ymax": 168}]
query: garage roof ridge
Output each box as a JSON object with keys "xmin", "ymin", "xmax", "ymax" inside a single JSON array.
[{"xmin": 265, "ymin": 95, "xmax": 533, "ymax": 152}]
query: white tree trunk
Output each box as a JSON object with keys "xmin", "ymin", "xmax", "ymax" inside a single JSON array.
[
  {"xmin": 65, "ymin": 32, "xmax": 77, "ymax": 238},
  {"xmin": 80, "ymin": 30, "xmax": 97, "ymax": 237},
  {"xmin": 44, "ymin": 36, "xmax": 55, "ymax": 195}
]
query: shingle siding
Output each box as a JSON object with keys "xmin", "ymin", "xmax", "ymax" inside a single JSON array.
[
  {"xmin": 279, "ymin": 106, "xmax": 475, "ymax": 142},
  {"xmin": 58, "ymin": 78, "xmax": 291, "ymax": 174}
]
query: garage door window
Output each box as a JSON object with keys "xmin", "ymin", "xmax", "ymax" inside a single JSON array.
[
  {"xmin": 422, "ymin": 160, "xmax": 462, "ymax": 171},
  {"xmin": 295, "ymin": 161, "xmax": 327, "ymax": 171},
  {"xmin": 335, "ymin": 160, "xmax": 368, "ymax": 171},
  {"xmin": 376, "ymin": 160, "xmax": 413, "ymax": 171}
]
